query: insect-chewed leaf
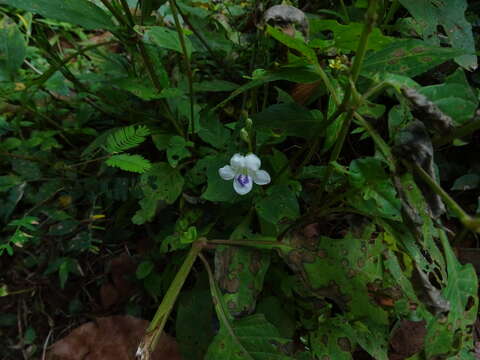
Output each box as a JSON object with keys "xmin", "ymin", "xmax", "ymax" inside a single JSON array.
[
  {"xmin": 105, "ymin": 154, "xmax": 152, "ymax": 173},
  {"xmin": 105, "ymin": 125, "xmax": 151, "ymax": 153}
]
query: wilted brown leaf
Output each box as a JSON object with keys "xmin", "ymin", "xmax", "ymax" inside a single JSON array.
[{"xmin": 47, "ymin": 315, "xmax": 181, "ymax": 360}]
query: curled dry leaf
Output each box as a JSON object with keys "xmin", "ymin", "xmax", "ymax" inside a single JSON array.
[
  {"xmin": 389, "ymin": 319, "xmax": 427, "ymax": 360},
  {"xmin": 394, "ymin": 120, "xmax": 446, "ymax": 218},
  {"xmin": 264, "ymin": 5, "xmax": 309, "ymax": 38},
  {"xmin": 47, "ymin": 315, "xmax": 182, "ymax": 360},
  {"xmin": 402, "ymin": 87, "xmax": 454, "ymax": 135}
]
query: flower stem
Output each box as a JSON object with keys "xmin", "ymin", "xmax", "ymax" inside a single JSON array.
[
  {"xmin": 407, "ymin": 160, "xmax": 480, "ymax": 233},
  {"xmin": 137, "ymin": 240, "xmax": 205, "ymax": 357},
  {"xmin": 169, "ymin": 0, "xmax": 195, "ymax": 137}
]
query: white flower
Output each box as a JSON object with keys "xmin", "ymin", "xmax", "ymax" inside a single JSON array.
[{"xmin": 218, "ymin": 153, "xmax": 271, "ymax": 195}]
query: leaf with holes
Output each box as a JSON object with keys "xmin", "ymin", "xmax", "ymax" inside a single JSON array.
[
  {"xmin": 167, "ymin": 136, "xmax": 192, "ymax": 168},
  {"xmin": 398, "ymin": 0, "xmax": 477, "ymax": 70},
  {"xmin": 362, "ymin": 39, "xmax": 466, "ymax": 78},
  {"xmin": 205, "ymin": 314, "xmax": 294, "ymax": 360}
]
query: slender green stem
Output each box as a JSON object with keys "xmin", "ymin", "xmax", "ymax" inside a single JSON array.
[
  {"xmin": 119, "ymin": 0, "xmax": 136, "ymax": 27},
  {"xmin": 339, "ymin": 0, "xmax": 351, "ymax": 23},
  {"xmin": 99, "ymin": 0, "xmax": 129, "ymax": 26},
  {"xmin": 169, "ymin": 0, "xmax": 195, "ymax": 136},
  {"xmin": 198, "ymin": 253, "xmax": 254, "ymax": 360},
  {"xmin": 137, "ymin": 240, "xmax": 205, "ymax": 357},
  {"xmin": 208, "ymin": 238, "xmax": 292, "ymax": 252},
  {"xmin": 313, "ymin": 63, "xmax": 340, "ymax": 106},
  {"xmin": 433, "ymin": 117, "xmax": 480, "ymax": 146},
  {"xmin": 350, "ymin": 0, "xmax": 378, "ymax": 83},
  {"xmin": 383, "ymin": 0, "xmax": 400, "ymax": 25},
  {"xmin": 353, "ymin": 111, "xmax": 396, "ymax": 171},
  {"xmin": 317, "ymin": 110, "xmax": 354, "ymax": 196},
  {"xmin": 407, "ymin": 161, "xmax": 480, "ymax": 233}
]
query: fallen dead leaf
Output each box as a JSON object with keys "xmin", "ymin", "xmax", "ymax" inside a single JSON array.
[
  {"xmin": 47, "ymin": 315, "xmax": 182, "ymax": 360},
  {"xmin": 389, "ymin": 319, "xmax": 426, "ymax": 360}
]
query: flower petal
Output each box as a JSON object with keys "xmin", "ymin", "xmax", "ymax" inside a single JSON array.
[
  {"xmin": 219, "ymin": 165, "xmax": 235, "ymax": 180},
  {"xmin": 233, "ymin": 174, "xmax": 253, "ymax": 195},
  {"xmin": 244, "ymin": 153, "xmax": 261, "ymax": 171},
  {"xmin": 230, "ymin": 153, "xmax": 245, "ymax": 170},
  {"xmin": 253, "ymin": 170, "xmax": 271, "ymax": 185}
]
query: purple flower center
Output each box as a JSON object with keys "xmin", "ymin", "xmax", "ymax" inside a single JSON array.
[{"xmin": 236, "ymin": 174, "xmax": 250, "ymax": 187}]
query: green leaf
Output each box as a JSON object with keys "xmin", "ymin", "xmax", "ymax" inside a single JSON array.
[
  {"xmin": 0, "ymin": 18, "xmax": 27, "ymax": 81},
  {"xmin": 202, "ymin": 154, "xmax": 238, "ymax": 203},
  {"xmin": 362, "ymin": 39, "xmax": 466, "ymax": 78},
  {"xmin": 214, "ymin": 67, "xmax": 322, "ymax": 110},
  {"xmin": 0, "ymin": 0, "xmax": 116, "ymax": 30},
  {"xmin": 167, "ymin": 136, "xmax": 192, "ymax": 168},
  {"xmin": 310, "ymin": 19, "xmax": 394, "ymax": 52},
  {"xmin": 176, "ymin": 288, "xmax": 215, "ymax": 360},
  {"xmin": 113, "ymin": 77, "xmax": 183, "ymax": 100},
  {"xmin": 132, "ymin": 162, "xmax": 184, "ymax": 224},
  {"xmin": 266, "ymin": 25, "xmax": 317, "ymax": 63},
  {"xmin": 195, "ymin": 80, "xmax": 239, "ymax": 92},
  {"xmin": 198, "ymin": 113, "xmax": 230, "ymax": 149},
  {"xmin": 451, "ymin": 174, "xmax": 480, "ymax": 191},
  {"xmin": 418, "ymin": 69, "xmax": 478, "ymax": 126},
  {"xmin": 215, "ymin": 247, "xmax": 270, "ymax": 317},
  {"xmin": 398, "ymin": 0, "xmax": 477, "ymax": 70},
  {"xmin": 205, "ymin": 314, "xmax": 294, "ymax": 360},
  {"xmin": 136, "ymin": 260, "xmax": 155, "ymax": 279},
  {"xmin": 348, "ymin": 157, "xmax": 401, "ymax": 220},
  {"xmin": 255, "ymin": 184, "xmax": 300, "ymax": 225},
  {"xmin": 105, "ymin": 125, "xmax": 151, "ymax": 153},
  {"xmin": 253, "ymin": 103, "xmax": 323, "ymax": 139},
  {"xmin": 105, "ymin": 154, "xmax": 152, "ymax": 173},
  {"xmin": 144, "ymin": 26, "xmax": 194, "ymax": 58}
]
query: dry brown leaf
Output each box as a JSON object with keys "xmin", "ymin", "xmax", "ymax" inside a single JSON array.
[{"xmin": 47, "ymin": 315, "xmax": 182, "ymax": 360}]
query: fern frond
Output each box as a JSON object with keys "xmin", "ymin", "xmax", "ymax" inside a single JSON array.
[
  {"xmin": 105, "ymin": 125, "xmax": 151, "ymax": 153},
  {"xmin": 105, "ymin": 154, "xmax": 152, "ymax": 173}
]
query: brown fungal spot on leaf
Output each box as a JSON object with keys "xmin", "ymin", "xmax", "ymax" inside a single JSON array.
[
  {"xmin": 393, "ymin": 48, "xmax": 407, "ymax": 57},
  {"xmin": 411, "ymin": 46, "xmax": 426, "ymax": 54},
  {"xmin": 47, "ymin": 315, "xmax": 181, "ymax": 360},
  {"xmin": 389, "ymin": 319, "xmax": 427, "ymax": 360},
  {"xmin": 337, "ymin": 337, "xmax": 351, "ymax": 352}
]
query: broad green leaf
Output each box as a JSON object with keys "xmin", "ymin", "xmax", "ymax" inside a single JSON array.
[
  {"xmin": 202, "ymin": 154, "xmax": 238, "ymax": 203},
  {"xmin": 362, "ymin": 39, "xmax": 466, "ymax": 78},
  {"xmin": 255, "ymin": 184, "xmax": 299, "ymax": 225},
  {"xmin": 0, "ymin": 0, "xmax": 116, "ymax": 30},
  {"xmin": 310, "ymin": 317, "xmax": 356, "ymax": 360},
  {"xmin": 0, "ymin": 18, "xmax": 27, "ymax": 81},
  {"xmin": 310, "ymin": 19, "xmax": 394, "ymax": 52},
  {"xmin": 215, "ymin": 247, "xmax": 270, "ymax": 317},
  {"xmin": 398, "ymin": 0, "xmax": 477, "ymax": 70},
  {"xmin": 348, "ymin": 157, "xmax": 402, "ymax": 220},
  {"xmin": 105, "ymin": 154, "xmax": 152, "ymax": 173},
  {"xmin": 195, "ymin": 80, "xmax": 239, "ymax": 92},
  {"xmin": 266, "ymin": 25, "xmax": 317, "ymax": 63},
  {"xmin": 214, "ymin": 67, "xmax": 322, "ymax": 110},
  {"xmin": 113, "ymin": 78, "xmax": 184, "ymax": 100},
  {"xmin": 142, "ymin": 162, "xmax": 183, "ymax": 203},
  {"xmin": 198, "ymin": 113, "xmax": 230, "ymax": 149},
  {"xmin": 132, "ymin": 162, "xmax": 184, "ymax": 224},
  {"xmin": 205, "ymin": 314, "xmax": 294, "ymax": 360},
  {"xmin": 418, "ymin": 69, "xmax": 478, "ymax": 126},
  {"xmin": 176, "ymin": 288, "xmax": 215, "ymax": 360},
  {"xmin": 253, "ymin": 103, "xmax": 323, "ymax": 139},
  {"xmin": 144, "ymin": 26, "xmax": 194, "ymax": 58},
  {"xmin": 167, "ymin": 136, "xmax": 192, "ymax": 168},
  {"xmin": 451, "ymin": 174, "xmax": 480, "ymax": 191},
  {"xmin": 136, "ymin": 260, "xmax": 155, "ymax": 279}
]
